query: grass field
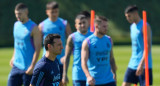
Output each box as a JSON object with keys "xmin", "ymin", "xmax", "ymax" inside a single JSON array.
[{"xmin": 0, "ymin": 45, "xmax": 159, "ymax": 86}]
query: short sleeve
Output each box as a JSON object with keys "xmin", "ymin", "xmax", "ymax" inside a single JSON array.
[{"xmin": 30, "ymin": 64, "xmax": 46, "ymax": 86}]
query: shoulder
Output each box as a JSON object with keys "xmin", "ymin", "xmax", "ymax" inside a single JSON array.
[
  {"xmin": 58, "ymin": 17, "xmax": 66, "ymax": 21},
  {"xmin": 84, "ymin": 35, "xmax": 93, "ymax": 46},
  {"xmin": 29, "ymin": 20, "xmax": 37, "ymax": 30},
  {"xmin": 14, "ymin": 21, "xmax": 21, "ymax": 27},
  {"xmin": 39, "ymin": 18, "xmax": 49, "ymax": 25},
  {"xmin": 105, "ymin": 35, "xmax": 111, "ymax": 40},
  {"xmin": 84, "ymin": 34, "xmax": 95, "ymax": 43},
  {"xmin": 34, "ymin": 58, "xmax": 50, "ymax": 70},
  {"xmin": 70, "ymin": 32, "xmax": 76, "ymax": 36},
  {"xmin": 87, "ymin": 34, "xmax": 94, "ymax": 39},
  {"xmin": 130, "ymin": 23, "xmax": 135, "ymax": 28},
  {"xmin": 105, "ymin": 35, "xmax": 112, "ymax": 41},
  {"xmin": 70, "ymin": 32, "xmax": 77, "ymax": 39},
  {"xmin": 58, "ymin": 17, "xmax": 67, "ymax": 25},
  {"xmin": 14, "ymin": 21, "xmax": 19, "ymax": 25},
  {"xmin": 34, "ymin": 61, "xmax": 47, "ymax": 70},
  {"xmin": 70, "ymin": 32, "xmax": 78, "ymax": 36}
]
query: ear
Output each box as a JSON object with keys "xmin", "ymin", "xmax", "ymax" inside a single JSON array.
[
  {"xmin": 75, "ymin": 23, "xmax": 78, "ymax": 30},
  {"xmin": 26, "ymin": 9, "xmax": 29, "ymax": 15},
  {"xmin": 46, "ymin": 10, "xmax": 48, "ymax": 15},
  {"xmin": 95, "ymin": 23, "xmax": 99, "ymax": 28},
  {"xmin": 47, "ymin": 44, "xmax": 52, "ymax": 50}
]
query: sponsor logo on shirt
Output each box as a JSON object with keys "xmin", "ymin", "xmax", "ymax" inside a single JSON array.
[
  {"xmin": 96, "ymin": 51, "xmax": 110, "ymax": 56},
  {"xmin": 53, "ymin": 74, "xmax": 60, "ymax": 82}
]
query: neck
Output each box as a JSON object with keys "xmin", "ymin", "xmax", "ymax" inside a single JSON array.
[
  {"xmin": 49, "ymin": 17, "xmax": 57, "ymax": 22},
  {"xmin": 135, "ymin": 16, "xmax": 141, "ymax": 24},
  {"xmin": 22, "ymin": 17, "xmax": 29, "ymax": 24},
  {"xmin": 45, "ymin": 51, "xmax": 56, "ymax": 61},
  {"xmin": 94, "ymin": 31, "xmax": 104, "ymax": 38},
  {"xmin": 78, "ymin": 30, "xmax": 88, "ymax": 35}
]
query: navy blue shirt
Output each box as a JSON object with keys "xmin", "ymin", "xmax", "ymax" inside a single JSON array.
[{"xmin": 30, "ymin": 56, "xmax": 60, "ymax": 86}]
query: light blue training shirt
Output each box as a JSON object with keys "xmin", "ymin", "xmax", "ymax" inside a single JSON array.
[
  {"xmin": 86, "ymin": 34, "xmax": 115, "ymax": 85},
  {"xmin": 71, "ymin": 31, "xmax": 92, "ymax": 81},
  {"xmin": 13, "ymin": 19, "xmax": 36, "ymax": 70},
  {"xmin": 128, "ymin": 19, "xmax": 152, "ymax": 69}
]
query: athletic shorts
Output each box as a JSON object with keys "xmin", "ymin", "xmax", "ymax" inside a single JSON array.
[
  {"xmin": 73, "ymin": 80, "xmax": 86, "ymax": 86},
  {"xmin": 88, "ymin": 81, "xmax": 116, "ymax": 86},
  {"xmin": 124, "ymin": 67, "xmax": 153, "ymax": 86},
  {"xmin": 7, "ymin": 65, "xmax": 32, "ymax": 86}
]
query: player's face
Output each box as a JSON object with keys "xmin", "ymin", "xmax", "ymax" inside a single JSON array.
[
  {"xmin": 125, "ymin": 12, "xmax": 136, "ymax": 23},
  {"xmin": 51, "ymin": 39, "xmax": 63, "ymax": 55},
  {"xmin": 97, "ymin": 21, "xmax": 108, "ymax": 35},
  {"xmin": 15, "ymin": 9, "xmax": 28, "ymax": 22},
  {"xmin": 46, "ymin": 8, "xmax": 59, "ymax": 20},
  {"xmin": 75, "ymin": 18, "xmax": 89, "ymax": 34}
]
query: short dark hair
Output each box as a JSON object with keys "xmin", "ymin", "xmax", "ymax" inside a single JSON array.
[
  {"xmin": 44, "ymin": 34, "xmax": 61, "ymax": 50},
  {"xmin": 94, "ymin": 15, "xmax": 108, "ymax": 24},
  {"xmin": 125, "ymin": 5, "xmax": 138, "ymax": 13},
  {"xmin": 79, "ymin": 11, "xmax": 90, "ymax": 18},
  {"xmin": 15, "ymin": 3, "xmax": 28, "ymax": 10},
  {"xmin": 75, "ymin": 14, "xmax": 86, "ymax": 21},
  {"xmin": 46, "ymin": 1, "xmax": 59, "ymax": 10}
]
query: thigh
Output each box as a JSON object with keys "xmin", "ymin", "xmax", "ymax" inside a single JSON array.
[
  {"xmin": 22, "ymin": 73, "xmax": 32, "ymax": 86},
  {"xmin": 7, "ymin": 66, "xmax": 23, "ymax": 86},
  {"xmin": 95, "ymin": 81, "xmax": 116, "ymax": 86},
  {"xmin": 73, "ymin": 80, "xmax": 86, "ymax": 86},
  {"xmin": 139, "ymin": 69, "xmax": 153, "ymax": 86},
  {"xmin": 123, "ymin": 68, "xmax": 138, "ymax": 84}
]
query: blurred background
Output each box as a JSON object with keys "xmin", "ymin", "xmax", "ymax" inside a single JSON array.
[
  {"xmin": 0, "ymin": 0, "xmax": 160, "ymax": 47},
  {"xmin": 0, "ymin": 0, "xmax": 159, "ymax": 86}
]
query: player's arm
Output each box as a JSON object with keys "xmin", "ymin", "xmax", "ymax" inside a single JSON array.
[
  {"xmin": 110, "ymin": 38, "xmax": 117, "ymax": 81},
  {"xmin": 38, "ymin": 23, "xmax": 43, "ymax": 40},
  {"xmin": 81, "ymin": 40, "xmax": 95, "ymax": 85},
  {"xmin": 136, "ymin": 25, "xmax": 152, "ymax": 76},
  {"xmin": 65, "ymin": 22, "xmax": 72, "ymax": 38},
  {"xmin": 26, "ymin": 25, "xmax": 42, "ymax": 75},
  {"xmin": 30, "ymin": 71, "xmax": 45, "ymax": 86},
  {"xmin": 62, "ymin": 35, "xmax": 73, "ymax": 85},
  {"xmin": 30, "ymin": 66, "xmax": 46, "ymax": 86},
  {"xmin": 10, "ymin": 48, "xmax": 15, "ymax": 67}
]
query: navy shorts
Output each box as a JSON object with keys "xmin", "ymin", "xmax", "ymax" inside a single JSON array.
[
  {"xmin": 124, "ymin": 67, "xmax": 153, "ymax": 86},
  {"xmin": 73, "ymin": 80, "xmax": 86, "ymax": 86},
  {"xmin": 88, "ymin": 81, "xmax": 116, "ymax": 86},
  {"xmin": 7, "ymin": 65, "xmax": 32, "ymax": 86}
]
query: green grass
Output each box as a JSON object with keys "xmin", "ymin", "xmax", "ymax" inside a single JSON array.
[{"xmin": 0, "ymin": 45, "xmax": 159, "ymax": 86}]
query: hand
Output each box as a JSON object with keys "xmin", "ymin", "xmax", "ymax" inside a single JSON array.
[
  {"xmin": 87, "ymin": 76, "xmax": 95, "ymax": 86},
  {"xmin": 113, "ymin": 74, "xmax": 117, "ymax": 84},
  {"xmin": 10, "ymin": 57, "xmax": 14, "ymax": 67},
  {"xmin": 62, "ymin": 75, "xmax": 69, "ymax": 86},
  {"xmin": 25, "ymin": 65, "xmax": 34, "ymax": 75},
  {"xmin": 136, "ymin": 64, "xmax": 143, "ymax": 76}
]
